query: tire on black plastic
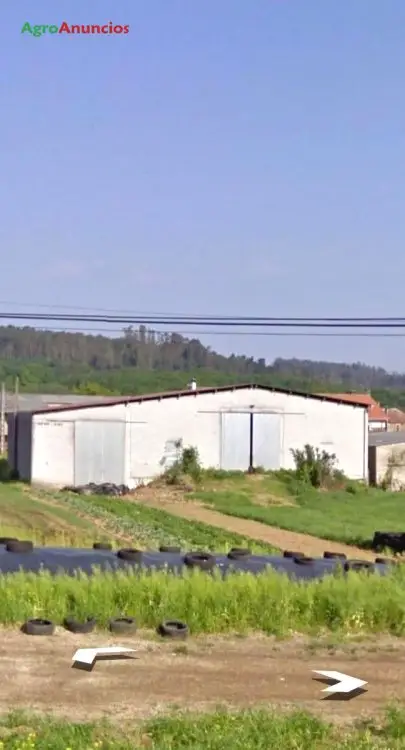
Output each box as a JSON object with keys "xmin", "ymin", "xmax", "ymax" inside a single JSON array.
[
  {"xmin": 157, "ymin": 619, "xmax": 189, "ymax": 639},
  {"xmin": 375, "ymin": 557, "xmax": 394, "ymax": 565},
  {"xmin": 109, "ymin": 617, "xmax": 137, "ymax": 634},
  {"xmin": 159, "ymin": 545, "xmax": 181, "ymax": 553},
  {"xmin": 293, "ymin": 556, "xmax": 315, "ymax": 565},
  {"xmin": 22, "ymin": 618, "xmax": 55, "ymax": 636},
  {"xmin": 183, "ymin": 552, "xmax": 216, "ymax": 570},
  {"xmin": 0, "ymin": 537, "xmax": 18, "ymax": 545},
  {"xmin": 283, "ymin": 550, "xmax": 304, "ymax": 559},
  {"xmin": 6, "ymin": 540, "xmax": 33, "ymax": 553},
  {"xmin": 227, "ymin": 548, "xmax": 251, "ymax": 560},
  {"xmin": 93, "ymin": 542, "xmax": 112, "ymax": 551},
  {"xmin": 116, "ymin": 548, "xmax": 143, "ymax": 562},
  {"xmin": 344, "ymin": 560, "xmax": 375, "ymax": 573},
  {"xmin": 323, "ymin": 551, "xmax": 347, "ymax": 560},
  {"xmin": 63, "ymin": 616, "xmax": 97, "ymax": 634}
]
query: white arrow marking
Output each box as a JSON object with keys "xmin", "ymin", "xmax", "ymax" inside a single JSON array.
[
  {"xmin": 72, "ymin": 646, "xmax": 137, "ymax": 666},
  {"xmin": 313, "ymin": 670, "xmax": 367, "ymax": 694}
]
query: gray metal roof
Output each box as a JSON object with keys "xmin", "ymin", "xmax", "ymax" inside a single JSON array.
[
  {"xmin": 368, "ymin": 430, "xmax": 405, "ymax": 447},
  {"xmin": 28, "ymin": 383, "xmax": 370, "ymax": 416},
  {"xmin": 3, "ymin": 392, "xmax": 120, "ymax": 413}
]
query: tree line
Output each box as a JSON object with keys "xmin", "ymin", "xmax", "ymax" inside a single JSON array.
[{"xmin": 0, "ymin": 325, "xmax": 404, "ymax": 407}]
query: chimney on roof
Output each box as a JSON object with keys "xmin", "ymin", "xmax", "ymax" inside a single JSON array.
[{"xmin": 188, "ymin": 378, "xmax": 197, "ymax": 391}]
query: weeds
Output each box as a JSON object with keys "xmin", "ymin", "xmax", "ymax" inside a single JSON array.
[
  {"xmin": 0, "ymin": 565, "xmax": 405, "ymax": 636},
  {"xmin": 1, "ymin": 705, "xmax": 405, "ymax": 748}
]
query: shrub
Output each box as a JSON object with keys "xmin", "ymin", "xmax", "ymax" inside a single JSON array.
[
  {"xmin": 164, "ymin": 445, "xmax": 202, "ymax": 485},
  {"xmin": 291, "ymin": 444, "xmax": 342, "ymax": 488},
  {"xmin": 0, "ymin": 458, "xmax": 14, "ymax": 482}
]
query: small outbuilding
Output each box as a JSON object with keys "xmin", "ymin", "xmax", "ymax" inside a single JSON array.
[
  {"xmin": 7, "ymin": 384, "xmax": 369, "ymax": 487},
  {"xmin": 368, "ymin": 430, "xmax": 405, "ymax": 489}
]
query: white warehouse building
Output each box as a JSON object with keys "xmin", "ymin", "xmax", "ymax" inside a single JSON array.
[{"xmin": 7, "ymin": 384, "xmax": 369, "ymax": 486}]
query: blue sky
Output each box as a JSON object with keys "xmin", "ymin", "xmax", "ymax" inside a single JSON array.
[{"xmin": 2, "ymin": 1, "xmax": 405, "ymax": 369}]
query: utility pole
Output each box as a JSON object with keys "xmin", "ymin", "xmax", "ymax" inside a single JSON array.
[
  {"xmin": 0, "ymin": 383, "xmax": 5, "ymax": 455},
  {"xmin": 14, "ymin": 376, "xmax": 19, "ymax": 415}
]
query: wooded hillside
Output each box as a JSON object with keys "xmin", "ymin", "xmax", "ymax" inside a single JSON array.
[{"xmin": 1, "ymin": 325, "xmax": 404, "ymax": 407}]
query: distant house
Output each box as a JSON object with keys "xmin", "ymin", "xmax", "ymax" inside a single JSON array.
[
  {"xmin": 317, "ymin": 392, "xmax": 388, "ymax": 432},
  {"xmin": 387, "ymin": 408, "xmax": 405, "ymax": 432}
]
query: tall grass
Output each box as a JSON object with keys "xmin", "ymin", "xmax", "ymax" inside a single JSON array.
[
  {"xmin": 2, "ymin": 705, "xmax": 405, "ymax": 749},
  {"xmin": 0, "ymin": 524, "xmax": 113, "ymax": 548},
  {"xmin": 1, "ymin": 565, "xmax": 405, "ymax": 636}
]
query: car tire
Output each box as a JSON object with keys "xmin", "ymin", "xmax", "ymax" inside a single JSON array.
[
  {"xmin": 6, "ymin": 540, "xmax": 33, "ymax": 553},
  {"xmin": 63, "ymin": 616, "xmax": 97, "ymax": 633},
  {"xmin": 116, "ymin": 548, "xmax": 143, "ymax": 562},
  {"xmin": 227, "ymin": 548, "xmax": 251, "ymax": 560},
  {"xmin": 22, "ymin": 618, "xmax": 55, "ymax": 636},
  {"xmin": 157, "ymin": 620, "xmax": 189, "ymax": 639},
  {"xmin": 108, "ymin": 617, "xmax": 137, "ymax": 634},
  {"xmin": 183, "ymin": 552, "xmax": 216, "ymax": 570}
]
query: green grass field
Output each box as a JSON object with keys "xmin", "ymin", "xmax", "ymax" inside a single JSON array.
[
  {"xmin": 1, "ymin": 705, "xmax": 405, "ymax": 749},
  {"xmin": 50, "ymin": 487, "xmax": 278, "ymax": 553},
  {"xmin": 0, "ymin": 482, "xmax": 278, "ymax": 553},
  {"xmin": 0, "ymin": 484, "xmax": 102, "ymax": 546},
  {"xmin": 190, "ymin": 472, "xmax": 405, "ymax": 547}
]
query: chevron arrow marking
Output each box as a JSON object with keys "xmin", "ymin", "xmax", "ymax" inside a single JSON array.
[
  {"xmin": 72, "ymin": 646, "xmax": 137, "ymax": 666},
  {"xmin": 313, "ymin": 670, "xmax": 367, "ymax": 694}
]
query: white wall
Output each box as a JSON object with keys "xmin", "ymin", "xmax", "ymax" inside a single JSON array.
[
  {"xmin": 374, "ymin": 442, "xmax": 405, "ymax": 489},
  {"xmin": 369, "ymin": 420, "xmax": 387, "ymax": 432},
  {"xmin": 31, "ymin": 387, "xmax": 368, "ymax": 486},
  {"xmin": 31, "ymin": 405, "xmax": 127, "ymax": 486}
]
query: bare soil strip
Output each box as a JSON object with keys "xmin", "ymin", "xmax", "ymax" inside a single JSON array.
[
  {"xmin": 140, "ymin": 499, "xmax": 377, "ymax": 560},
  {"xmin": 1, "ymin": 630, "xmax": 403, "ymax": 724}
]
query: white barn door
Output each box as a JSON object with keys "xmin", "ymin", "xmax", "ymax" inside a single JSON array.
[
  {"xmin": 220, "ymin": 413, "xmax": 250, "ymax": 470},
  {"xmin": 253, "ymin": 413, "xmax": 281, "ymax": 470},
  {"xmin": 74, "ymin": 420, "xmax": 126, "ymax": 485},
  {"xmin": 32, "ymin": 421, "xmax": 74, "ymax": 485}
]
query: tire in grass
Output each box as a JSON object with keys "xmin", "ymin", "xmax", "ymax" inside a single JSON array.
[
  {"xmin": 157, "ymin": 620, "xmax": 189, "ymax": 639},
  {"xmin": 109, "ymin": 617, "xmax": 137, "ymax": 634},
  {"xmin": 116, "ymin": 548, "xmax": 143, "ymax": 562},
  {"xmin": 159, "ymin": 545, "xmax": 181, "ymax": 553},
  {"xmin": 283, "ymin": 550, "xmax": 305, "ymax": 559},
  {"xmin": 375, "ymin": 557, "xmax": 394, "ymax": 565},
  {"xmin": 6, "ymin": 540, "xmax": 33, "ymax": 553},
  {"xmin": 227, "ymin": 548, "xmax": 251, "ymax": 560},
  {"xmin": 22, "ymin": 618, "xmax": 55, "ymax": 636},
  {"xmin": 183, "ymin": 552, "xmax": 216, "ymax": 570},
  {"xmin": 93, "ymin": 542, "xmax": 112, "ymax": 551},
  {"xmin": 63, "ymin": 616, "xmax": 96, "ymax": 634},
  {"xmin": 323, "ymin": 551, "xmax": 347, "ymax": 560},
  {"xmin": 344, "ymin": 560, "xmax": 375, "ymax": 573}
]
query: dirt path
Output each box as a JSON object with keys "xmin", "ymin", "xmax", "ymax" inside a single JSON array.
[
  {"xmin": 1, "ymin": 629, "xmax": 403, "ymax": 724},
  {"xmin": 143, "ymin": 500, "xmax": 377, "ymax": 560}
]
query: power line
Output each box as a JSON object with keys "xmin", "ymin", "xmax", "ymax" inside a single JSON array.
[
  {"xmin": 0, "ymin": 300, "xmax": 405, "ymax": 323},
  {"xmin": 3, "ymin": 311, "xmax": 405, "ymax": 327}
]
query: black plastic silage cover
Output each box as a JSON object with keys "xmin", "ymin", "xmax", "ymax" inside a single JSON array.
[{"xmin": 0, "ymin": 544, "xmax": 391, "ymax": 580}]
